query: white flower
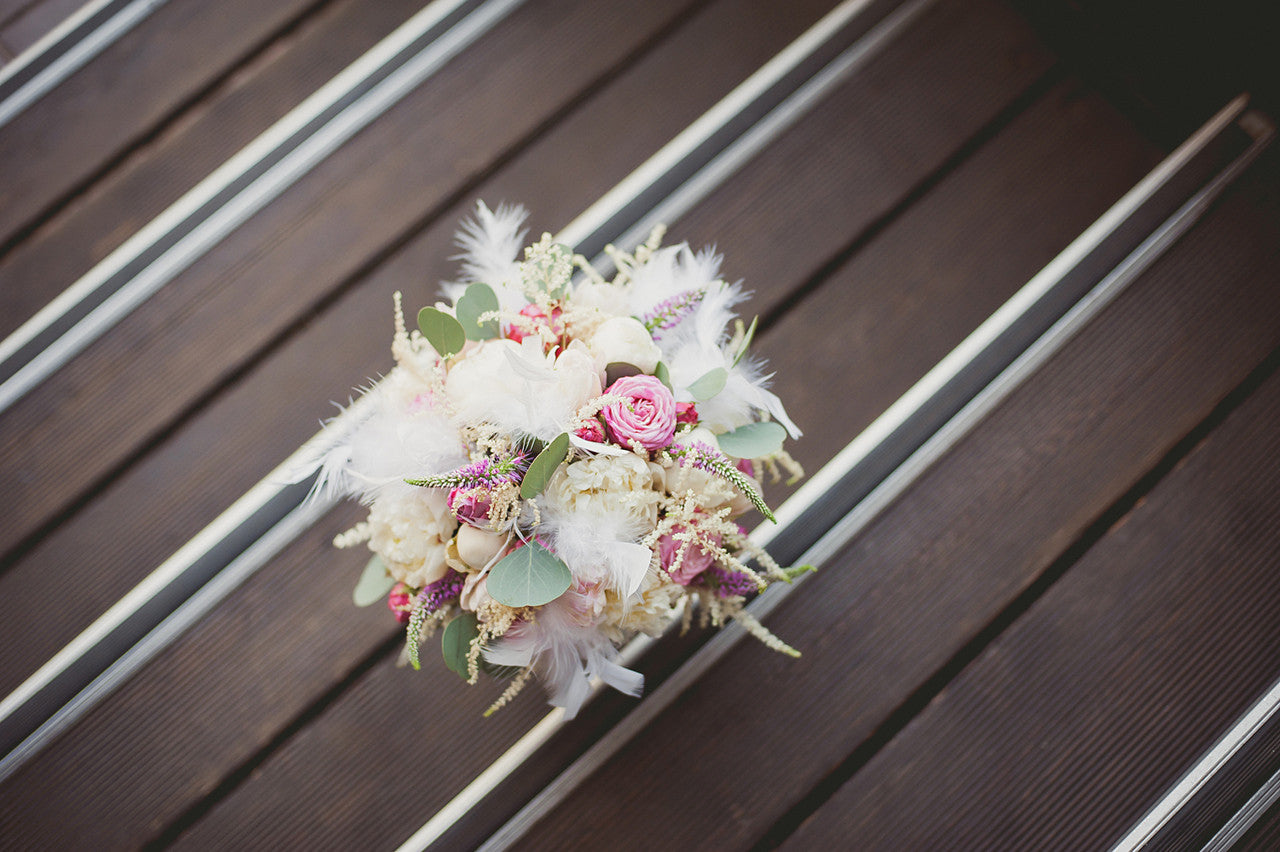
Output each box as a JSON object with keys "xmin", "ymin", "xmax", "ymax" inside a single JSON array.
[
  {"xmin": 445, "ymin": 338, "xmax": 601, "ymax": 441},
  {"xmin": 543, "ymin": 453, "xmax": 659, "ymax": 529},
  {"xmin": 586, "ymin": 316, "xmax": 661, "ymax": 375},
  {"xmin": 455, "ymin": 524, "xmax": 506, "ymax": 571},
  {"xmin": 366, "ymin": 489, "xmax": 455, "ymax": 587}
]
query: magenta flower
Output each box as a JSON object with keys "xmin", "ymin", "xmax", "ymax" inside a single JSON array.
[
  {"xmin": 387, "ymin": 583, "xmax": 413, "ymax": 623},
  {"xmin": 575, "ymin": 418, "xmax": 606, "ymax": 443},
  {"xmin": 602, "ymin": 375, "xmax": 676, "ymax": 450},
  {"xmin": 448, "ymin": 486, "xmax": 492, "ymax": 526},
  {"xmin": 675, "ymin": 401, "xmax": 699, "ymax": 425}
]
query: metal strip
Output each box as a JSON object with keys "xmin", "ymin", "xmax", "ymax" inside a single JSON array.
[
  {"xmin": 1202, "ymin": 760, "xmax": 1280, "ymax": 851},
  {"xmin": 471, "ymin": 101, "xmax": 1273, "ymax": 852},
  {"xmin": 1115, "ymin": 678, "xmax": 1280, "ymax": 850},
  {"xmin": 0, "ymin": 0, "xmax": 917, "ymax": 770},
  {"xmin": 0, "ymin": 0, "xmax": 169, "ymax": 129},
  {"xmin": 0, "ymin": 0, "xmax": 515, "ymax": 415}
]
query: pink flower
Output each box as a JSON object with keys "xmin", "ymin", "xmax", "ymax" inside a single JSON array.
[
  {"xmin": 506, "ymin": 304, "xmax": 562, "ymax": 344},
  {"xmin": 387, "ymin": 583, "xmax": 412, "ymax": 623},
  {"xmin": 675, "ymin": 401, "xmax": 699, "ymax": 425},
  {"xmin": 448, "ymin": 486, "xmax": 491, "ymax": 526},
  {"xmin": 658, "ymin": 526, "xmax": 719, "ymax": 585},
  {"xmin": 602, "ymin": 375, "xmax": 676, "ymax": 450},
  {"xmin": 575, "ymin": 418, "xmax": 606, "ymax": 443}
]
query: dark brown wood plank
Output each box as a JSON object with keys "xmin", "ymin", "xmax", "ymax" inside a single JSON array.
[
  {"xmin": 161, "ymin": 46, "xmax": 1156, "ymax": 852},
  {"xmin": 0, "ymin": 0, "xmax": 846, "ymax": 841},
  {"xmin": 0, "ymin": 0, "xmax": 702, "ymax": 568},
  {"xmin": 780, "ymin": 360, "xmax": 1280, "ymax": 851},
  {"xmin": 0, "ymin": 0, "xmax": 324, "ymax": 249},
  {"xmin": 0, "ymin": 0, "xmax": 1058, "ymax": 845},
  {"xmin": 1239, "ymin": 798, "xmax": 1280, "ymax": 851},
  {"xmin": 509, "ymin": 137, "xmax": 1280, "ymax": 850},
  {"xmin": 0, "ymin": 0, "xmax": 80, "ymax": 54},
  {"xmin": 0, "ymin": 0, "xmax": 427, "ymax": 340},
  {"xmin": 0, "ymin": 0, "xmax": 1047, "ymax": 699}
]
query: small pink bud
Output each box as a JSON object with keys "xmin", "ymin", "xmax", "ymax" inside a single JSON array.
[
  {"xmin": 675, "ymin": 402, "xmax": 699, "ymax": 424},
  {"xmin": 387, "ymin": 583, "xmax": 412, "ymax": 623},
  {"xmin": 575, "ymin": 418, "xmax": 606, "ymax": 443}
]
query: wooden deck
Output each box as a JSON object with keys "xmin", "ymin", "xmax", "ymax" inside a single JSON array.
[{"xmin": 1, "ymin": 0, "xmax": 1278, "ymax": 849}]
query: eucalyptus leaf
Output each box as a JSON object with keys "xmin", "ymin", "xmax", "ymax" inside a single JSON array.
[
  {"xmin": 417, "ymin": 306, "xmax": 466, "ymax": 357},
  {"xmin": 654, "ymin": 361, "xmax": 673, "ymax": 390},
  {"xmin": 353, "ymin": 555, "xmax": 396, "ymax": 607},
  {"xmin": 455, "ymin": 283, "xmax": 501, "ymax": 340},
  {"xmin": 487, "ymin": 541, "xmax": 571, "ymax": 607},
  {"xmin": 520, "ymin": 432, "xmax": 569, "ymax": 500},
  {"xmin": 733, "ymin": 315, "xmax": 759, "ymax": 366},
  {"xmin": 717, "ymin": 421, "xmax": 787, "ymax": 459},
  {"xmin": 604, "ymin": 361, "xmax": 642, "ymax": 387},
  {"xmin": 441, "ymin": 612, "xmax": 480, "ymax": 679},
  {"xmin": 688, "ymin": 367, "xmax": 727, "ymax": 402}
]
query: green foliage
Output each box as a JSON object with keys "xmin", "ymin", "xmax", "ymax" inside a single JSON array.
[
  {"xmin": 441, "ymin": 612, "xmax": 480, "ymax": 679},
  {"xmin": 717, "ymin": 421, "xmax": 786, "ymax": 459},
  {"xmin": 418, "ymin": 306, "xmax": 466, "ymax": 357},
  {"xmin": 487, "ymin": 541, "xmax": 572, "ymax": 607},
  {"xmin": 352, "ymin": 555, "xmax": 395, "ymax": 607},
  {"xmin": 688, "ymin": 367, "xmax": 727, "ymax": 402},
  {"xmin": 455, "ymin": 283, "xmax": 501, "ymax": 340},
  {"xmin": 520, "ymin": 432, "xmax": 569, "ymax": 500}
]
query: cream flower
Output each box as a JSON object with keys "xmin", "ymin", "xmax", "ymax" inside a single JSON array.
[
  {"xmin": 543, "ymin": 453, "xmax": 659, "ymax": 529},
  {"xmin": 586, "ymin": 316, "xmax": 662, "ymax": 374},
  {"xmin": 600, "ymin": 570, "xmax": 681, "ymax": 643},
  {"xmin": 445, "ymin": 338, "xmax": 601, "ymax": 441},
  {"xmin": 366, "ymin": 489, "xmax": 455, "ymax": 587}
]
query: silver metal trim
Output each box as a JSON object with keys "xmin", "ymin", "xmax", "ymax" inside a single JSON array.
[
  {"xmin": 0, "ymin": 0, "xmax": 169, "ymax": 130},
  {"xmin": 0, "ymin": 497, "xmax": 332, "ymax": 782},
  {"xmin": 0, "ymin": 0, "xmax": 519, "ymax": 416},
  {"xmin": 466, "ymin": 99, "xmax": 1271, "ymax": 852},
  {"xmin": 0, "ymin": 0, "xmax": 906, "ymax": 761},
  {"xmin": 1115, "ymin": 673, "xmax": 1280, "ymax": 850},
  {"xmin": 1202, "ymin": 758, "xmax": 1280, "ymax": 851}
]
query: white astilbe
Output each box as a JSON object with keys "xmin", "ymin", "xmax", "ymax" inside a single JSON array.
[
  {"xmin": 442, "ymin": 200, "xmax": 529, "ymax": 311},
  {"xmin": 484, "ymin": 598, "xmax": 643, "ymax": 719}
]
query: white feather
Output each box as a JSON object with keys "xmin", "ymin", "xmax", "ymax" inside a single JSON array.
[{"xmin": 441, "ymin": 200, "xmax": 529, "ymax": 311}]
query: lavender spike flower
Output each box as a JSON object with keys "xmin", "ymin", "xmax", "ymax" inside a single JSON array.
[
  {"xmin": 406, "ymin": 451, "xmax": 529, "ymax": 489},
  {"xmin": 672, "ymin": 441, "xmax": 776, "ymax": 522},
  {"xmin": 707, "ymin": 564, "xmax": 759, "ymax": 598},
  {"xmin": 642, "ymin": 288, "xmax": 705, "ymax": 340},
  {"xmin": 407, "ymin": 570, "xmax": 467, "ymax": 670}
]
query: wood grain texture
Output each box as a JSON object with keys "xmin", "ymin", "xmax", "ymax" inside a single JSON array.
[
  {"xmin": 160, "ymin": 49, "xmax": 1158, "ymax": 852},
  {"xmin": 0, "ymin": 0, "xmax": 848, "ymax": 703},
  {"xmin": 0, "ymin": 0, "xmax": 324, "ymax": 248},
  {"xmin": 0, "ymin": 0, "xmax": 701, "ymax": 590},
  {"xmin": 0, "ymin": 0, "xmax": 427, "ymax": 340},
  {"xmin": 780, "ymin": 360, "xmax": 1280, "ymax": 851},
  {"xmin": 0, "ymin": 0, "xmax": 845, "ymax": 841},
  {"xmin": 511, "ymin": 150, "xmax": 1280, "ymax": 850}
]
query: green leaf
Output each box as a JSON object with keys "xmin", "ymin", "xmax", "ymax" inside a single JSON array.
[
  {"xmin": 604, "ymin": 361, "xmax": 642, "ymax": 387},
  {"xmin": 353, "ymin": 555, "xmax": 395, "ymax": 607},
  {"xmin": 688, "ymin": 367, "xmax": 727, "ymax": 402},
  {"xmin": 717, "ymin": 421, "xmax": 787, "ymax": 459},
  {"xmin": 417, "ymin": 306, "xmax": 466, "ymax": 357},
  {"xmin": 455, "ymin": 283, "xmax": 501, "ymax": 340},
  {"xmin": 733, "ymin": 315, "xmax": 759, "ymax": 366},
  {"xmin": 654, "ymin": 361, "xmax": 673, "ymax": 390},
  {"xmin": 487, "ymin": 541, "xmax": 572, "ymax": 607},
  {"xmin": 441, "ymin": 611, "xmax": 480, "ymax": 679},
  {"xmin": 520, "ymin": 432, "xmax": 569, "ymax": 500}
]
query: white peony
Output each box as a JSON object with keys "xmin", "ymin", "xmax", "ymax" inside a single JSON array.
[
  {"xmin": 366, "ymin": 489, "xmax": 455, "ymax": 587},
  {"xmin": 543, "ymin": 453, "xmax": 659, "ymax": 529}
]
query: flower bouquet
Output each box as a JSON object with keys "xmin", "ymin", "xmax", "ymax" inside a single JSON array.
[{"xmin": 310, "ymin": 203, "xmax": 806, "ymax": 717}]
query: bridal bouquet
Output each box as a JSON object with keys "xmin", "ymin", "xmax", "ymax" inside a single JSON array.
[{"xmin": 310, "ymin": 202, "xmax": 805, "ymax": 717}]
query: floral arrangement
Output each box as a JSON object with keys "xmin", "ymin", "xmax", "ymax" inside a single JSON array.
[{"xmin": 309, "ymin": 202, "xmax": 806, "ymax": 717}]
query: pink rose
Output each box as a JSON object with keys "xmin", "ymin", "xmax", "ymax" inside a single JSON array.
[
  {"xmin": 675, "ymin": 401, "xmax": 699, "ymax": 425},
  {"xmin": 448, "ymin": 486, "xmax": 491, "ymax": 527},
  {"xmin": 658, "ymin": 527, "xmax": 719, "ymax": 585},
  {"xmin": 575, "ymin": 418, "xmax": 606, "ymax": 443},
  {"xmin": 602, "ymin": 375, "xmax": 676, "ymax": 450}
]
